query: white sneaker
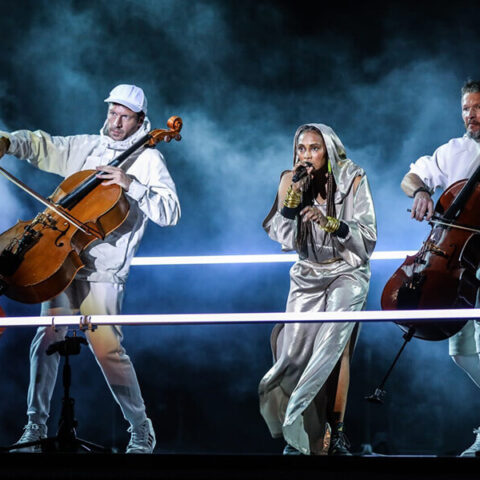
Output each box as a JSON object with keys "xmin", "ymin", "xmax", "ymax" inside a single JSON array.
[
  {"xmin": 126, "ymin": 418, "xmax": 156, "ymax": 454},
  {"xmin": 11, "ymin": 423, "xmax": 47, "ymax": 453},
  {"xmin": 460, "ymin": 427, "xmax": 480, "ymax": 457}
]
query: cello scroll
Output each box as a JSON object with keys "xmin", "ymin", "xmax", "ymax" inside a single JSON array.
[{"xmin": 146, "ymin": 116, "xmax": 183, "ymax": 147}]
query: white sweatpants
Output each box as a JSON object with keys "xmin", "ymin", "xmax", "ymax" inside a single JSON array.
[{"xmin": 27, "ymin": 279, "xmax": 147, "ymax": 428}]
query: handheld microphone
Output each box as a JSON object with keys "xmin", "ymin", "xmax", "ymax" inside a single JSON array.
[{"xmin": 292, "ymin": 162, "xmax": 313, "ymax": 183}]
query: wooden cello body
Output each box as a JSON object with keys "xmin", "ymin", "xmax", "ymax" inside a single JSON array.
[
  {"xmin": 382, "ymin": 177, "xmax": 480, "ymax": 340},
  {"xmin": 0, "ymin": 172, "xmax": 129, "ymax": 304}
]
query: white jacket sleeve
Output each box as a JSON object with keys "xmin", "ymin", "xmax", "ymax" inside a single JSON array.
[
  {"xmin": 125, "ymin": 148, "xmax": 181, "ymax": 227},
  {"xmin": 0, "ymin": 129, "xmax": 94, "ymax": 177}
]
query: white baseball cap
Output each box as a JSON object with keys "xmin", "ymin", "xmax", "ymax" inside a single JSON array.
[{"xmin": 104, "ymin": 84, "xmax": 148, "ymax": 114}]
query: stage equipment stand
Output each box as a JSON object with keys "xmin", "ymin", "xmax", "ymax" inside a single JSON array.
[
  {"xmin": 365, "ymin": 327, "xmax": 415, "ymax": 404},
  {"xmin": 2, "ymin": 331, "xmax": 111, "ymax": 453}
]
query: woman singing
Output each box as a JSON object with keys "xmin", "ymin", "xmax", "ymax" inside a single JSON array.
[{"xmin": 259, "ymin": 123, "xmax": 376, "ymax": 455}]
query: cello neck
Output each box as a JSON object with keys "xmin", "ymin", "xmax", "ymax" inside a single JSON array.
[
  {"xmin": 58, "ymin": 133, "xmax": 151, "ymax": 210},
  {"xmin": 443, "ymin": 161, "xmax": 480, "ymax": 220},
  {"xmin": 56, "ymin": 116, "xmax": 182, "ymax": 211}
]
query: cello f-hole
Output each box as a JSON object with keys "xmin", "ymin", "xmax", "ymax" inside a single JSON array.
[{"xmin": 54, "ymin": 222, "xmax": 70, "ymax": 248}]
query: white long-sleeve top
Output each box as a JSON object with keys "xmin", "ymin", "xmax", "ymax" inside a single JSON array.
[
  {"xmin": 409, "ymin": 135, "xmax": 480, "ymax": 190},
  {"xmin": 0, "ymin": 117, "xmax": 180, "ymax": 284}
]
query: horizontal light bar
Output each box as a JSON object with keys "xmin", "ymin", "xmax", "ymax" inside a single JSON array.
[
  {"xmin": 371, "ymin": 250, "xmax": 416, "ymax": 260},
  {"xmin": 132, "ymin": 254, "xmax": 297, "ymax": 265},
  {"xmin": 131, "ymin": 251, "xmax": 417, "ymax": 266},
  {"xmin": 0, "ymin": 308, "xmax": 477, "ymax": 328}
]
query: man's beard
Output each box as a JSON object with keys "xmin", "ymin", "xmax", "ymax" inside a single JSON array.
[{"xmin": 467, "ymin": 129, "xmax": 480, "ymax": 141}]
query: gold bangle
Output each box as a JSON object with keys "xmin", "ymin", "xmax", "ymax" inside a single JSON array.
[
  {"xmin": 283, "ymin": 186, "xmax": 302, "ymax": 208},
  {"xmin": 319, "ymin": 216, "xmax": 340, "ymax": 233}
]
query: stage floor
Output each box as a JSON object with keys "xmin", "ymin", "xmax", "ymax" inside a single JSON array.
[{"xmin": 0, "ymin": 453, "xmax": 477, "ymax": 480}]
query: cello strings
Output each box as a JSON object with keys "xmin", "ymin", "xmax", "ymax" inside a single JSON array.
[
  {"xmin": 407, "ymin": 209, "xmax": 480, "ymax": 234},
  {"xmin": 0, "ymin": 167, "xmax": 101, "ymax": 238},
  {"xmin": 430, "ymin": 218, "xmax": 480, "ymax": 234}
]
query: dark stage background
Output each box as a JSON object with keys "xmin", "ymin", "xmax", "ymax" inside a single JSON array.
[{"xmin": 0, "ymin": 0, "xmax": 478, "ymax": 456}]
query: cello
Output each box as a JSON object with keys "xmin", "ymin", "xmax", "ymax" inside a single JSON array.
[
  {"xmin": 381, "ymin": 163, "xmax": 480, "ymax": 339},
  {"xmin": 366, "ymin": 163, "xmax": 480, "ymax": 403},
  {"xmin": 0, "ymin": 116, "xmax": 182, "ymax": 304}
]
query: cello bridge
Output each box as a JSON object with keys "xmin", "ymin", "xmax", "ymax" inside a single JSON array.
[
  {"xmin": 31, "ymin": 213, "xmax": 70, "ymax": 247},
  {"xmin": 32, "ymin": 213, "xmax": 58, "ymax": 230},
  {"xmin": 425, "ymin": 241, "xmax": 447, "ymax": 257}
]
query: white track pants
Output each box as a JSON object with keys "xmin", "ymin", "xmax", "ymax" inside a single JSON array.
[{"xmin": 27, "ymin": 280, "xmax": 147, "ymax": 428}]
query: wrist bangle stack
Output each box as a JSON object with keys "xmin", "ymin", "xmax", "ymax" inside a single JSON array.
[
  {"xmin": 412, "ymin": 186, "xmax": 431, "ymax": 198},
  {"xmin": 283, "ymin": 186, "xmax": 302, "ymax": 208},
  {"xmin": 319, "ymin": 216, "xmax": 340, "ymax": 233}
]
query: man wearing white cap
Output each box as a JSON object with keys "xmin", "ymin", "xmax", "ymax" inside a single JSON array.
[{"xmin": 0, "ymin": 84, "xmax": 180, "ymax": 453}]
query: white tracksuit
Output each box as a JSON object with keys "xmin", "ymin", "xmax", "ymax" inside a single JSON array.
[{"xmin": 1, "ymin": 117, "xmax": 180, "ymax": 427}]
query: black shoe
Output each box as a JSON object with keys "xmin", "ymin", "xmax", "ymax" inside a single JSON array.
[
  {"xmin": 283, "ymin": 443, "xmax": 303, "ymax": 455},
  {"xmin": 328, "ymin": 423, "xmax": 352, "ymax": 456}
]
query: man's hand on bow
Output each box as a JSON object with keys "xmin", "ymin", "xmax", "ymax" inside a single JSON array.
[{"xmin": 411, "ymin": 191, "xmax": 434, "ymax": 221}]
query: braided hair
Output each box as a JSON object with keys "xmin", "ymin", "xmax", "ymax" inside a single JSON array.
[{"xmin": 294, "ymin": 126, "xmax": 337, "ymax": 258}]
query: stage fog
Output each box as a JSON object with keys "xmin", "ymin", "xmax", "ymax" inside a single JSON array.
[{"xmin": 0, "ymin": 0, "xmax": 478, "ymax": 455}]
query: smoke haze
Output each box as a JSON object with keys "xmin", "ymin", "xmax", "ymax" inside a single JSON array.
[{"xmin": 0, "ymin": 0, "xmax": 478, "ymax": 454}]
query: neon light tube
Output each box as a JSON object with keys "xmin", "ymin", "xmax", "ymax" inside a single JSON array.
[
  {"xmin": 131, "ymin": 251, "xmax": 417, "ymax": 266},
  {"xmin": 0, "ymin": 308, "xmax": 477, "ymax": 328}
]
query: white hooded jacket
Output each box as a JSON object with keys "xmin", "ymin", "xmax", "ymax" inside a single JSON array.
[{"xmin": 0, "ymin": 117, "xmax": 180, "ymax": 284}]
